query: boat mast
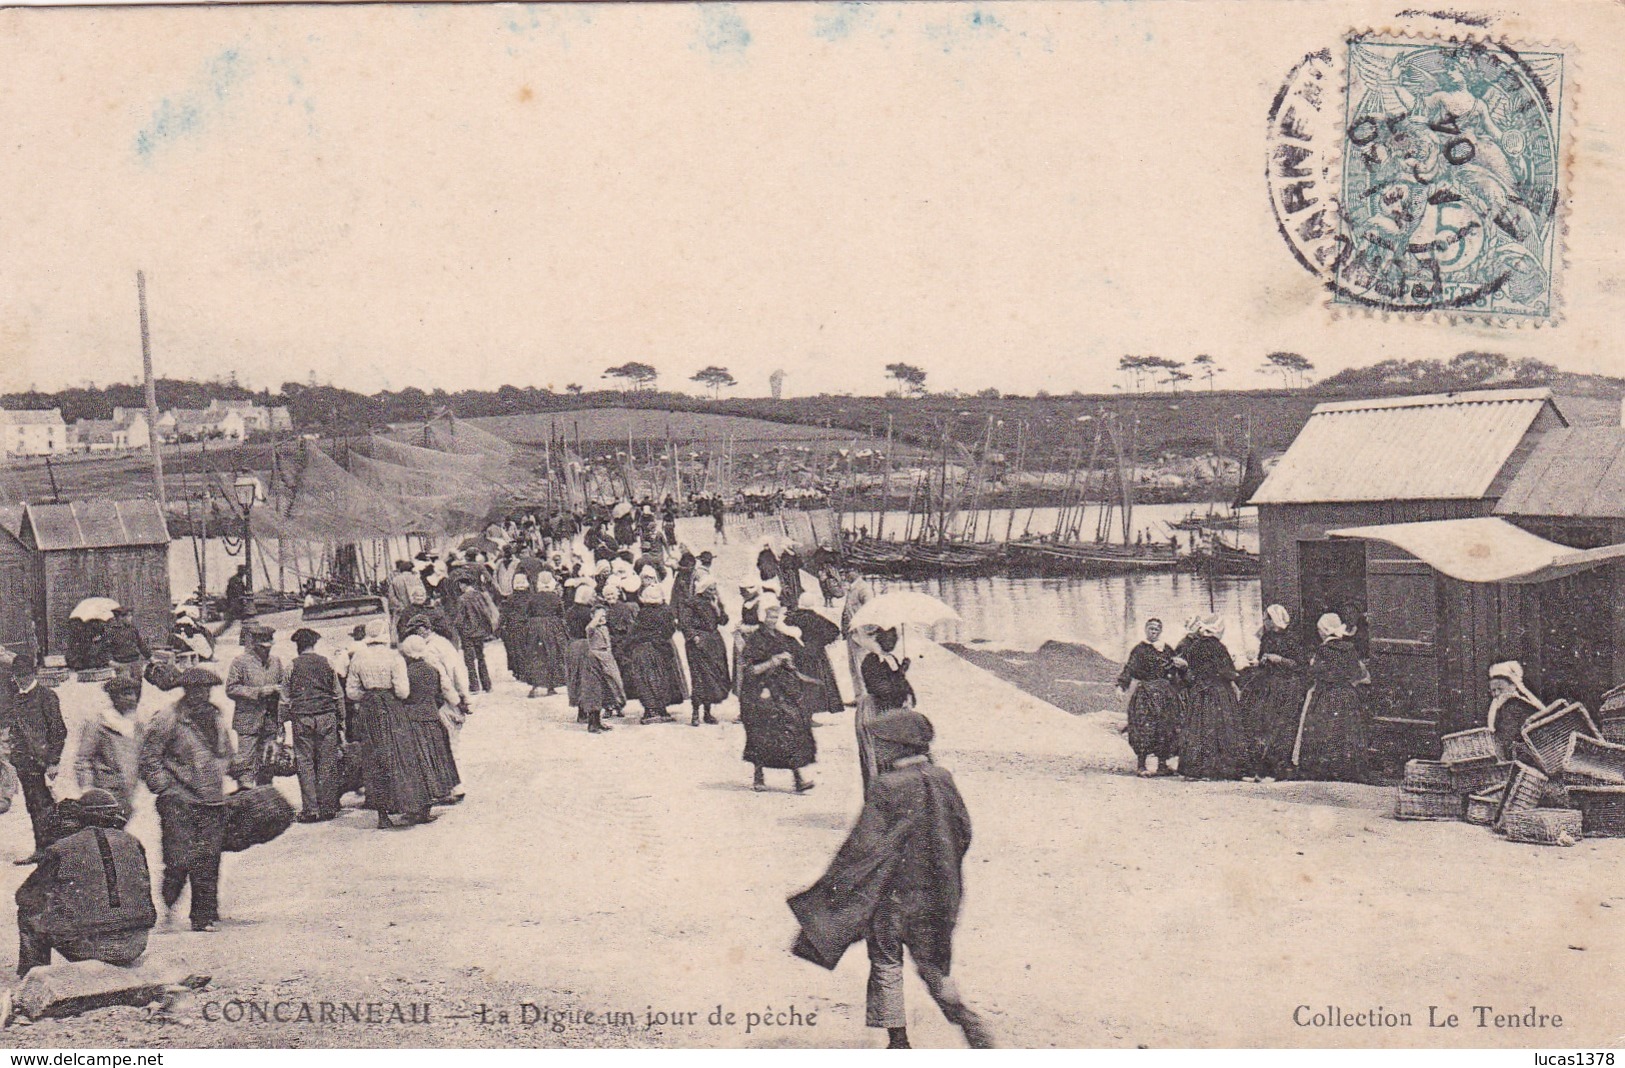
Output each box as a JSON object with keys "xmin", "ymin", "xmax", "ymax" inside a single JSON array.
[{"xmin": 136, "ymin": 271, "xmax": 167, "ymax": 511}]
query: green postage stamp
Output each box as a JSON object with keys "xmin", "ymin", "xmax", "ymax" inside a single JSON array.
[{"xmin": 1269, "ymin": 32, "xmax": 1569, "ymax": 323}]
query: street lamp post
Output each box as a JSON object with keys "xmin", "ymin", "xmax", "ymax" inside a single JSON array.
[{"xmin": 233, "ymin": 474, "xmax": 259, "ymax": 610}]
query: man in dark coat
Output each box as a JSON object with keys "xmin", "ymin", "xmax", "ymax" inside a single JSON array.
[
  {"xmin": 285, "ymin": 628, "xmax": 344, "ymax": 822},
  {"xmin": 103, "ymin": 606, "xmax": 152, "ymax": 681},
  {"xmin": 15, "ymin": 789, "xmax": 156, "ymax": 975},
  {"xmin": 788, "ymin": 710, "xmax": 992, "ymax": 1049},
  {"xmin": 224, "ymin": 624, "xmax": 286, "ymax": 788},
  {"xmin": 1, "ymin": 655, "xmax": 67, "ymax": 860}
]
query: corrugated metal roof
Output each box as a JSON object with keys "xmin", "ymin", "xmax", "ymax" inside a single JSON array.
[
  {"xmin": 1495, "ymin": 427, "xmax": 1625, "ymax": 518},
  {"xmin": 1250, "ymin": 388, "xmax": 1563, "ymax": 505},
  {"xmin": 25, "ymin": 499, "xmax": 170, "ymax": 550}
]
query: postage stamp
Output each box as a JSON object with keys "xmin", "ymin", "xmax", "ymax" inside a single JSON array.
[{"xmin": 1269, "ymin": 32, "xmax": 1569, "ymax": 323}]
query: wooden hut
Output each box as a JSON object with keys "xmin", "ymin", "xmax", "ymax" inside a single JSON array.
[
  {"xmin": 1249, "ymin": 388, "xmax": 1571, "ymax": 763},
  {"xmin": 16, "ymin": 499, "xmax": 171, "ymax": 655},
  {"xmin": 0, "ymin": 504, "xmax": 45, "ymax": 656}
]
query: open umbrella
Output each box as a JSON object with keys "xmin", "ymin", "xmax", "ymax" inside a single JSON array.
[
  {"xmin": 849, "ymin": 591, "xmax": 961, "ymax": 630},
  {"xmin": 458, "ymin": 536, "xmax": 499, "ymax": 554},
  {"xmin": 70, "ymin": 597, "xmax": 121, "ymax": 622}
]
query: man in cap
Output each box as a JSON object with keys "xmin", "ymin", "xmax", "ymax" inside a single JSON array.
[
  {"xmin": 789, "ymin": 710, "xmax": 992, "ymax": 1049},
  {"xmin": 386, "ymin": 559, "xmax": 426, "ymax": 615},
  {"xmin": 1, "ymin": 655, "xmax": 67, "ymax": 861},
  {"xmin": 140, "ymin": 668, "xmax": 233, "ymax": 932},
  {"xmin": 285, "ymin": 628, "xmax": 344, "ymax": 822},
  {"xmin": 223, "ymin": 563, "xmax": 254, "ymax": 631},
  {"xmin": 14, "ymin": 788, "xmax": 157, "ymax": 976},
  {"xmin": 225, "ymin": 624, "xmax": 287, "ymax": 788},
  {"xmin": 103, "ymin": 605, "xmax": 152, "ymax": 682}
]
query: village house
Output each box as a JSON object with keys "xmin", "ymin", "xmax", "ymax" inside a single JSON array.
[
  {"xmin": 157, "ymin": 406, "xmax": 247, "ymax": 443},
  {"xmin": 1250, "ymin": 387, "xmax": 1625, "ymax": 764},
  {"xmin": 0, "ymin": 408, "xmax": 68, "ymax": 458},
  {"xmin": 207, "ymin": 398, "xmax": 292, "ymax": 434},
  {"xmin": 70, "ymin": 409, "xmax": 151, "ymax": 453}
]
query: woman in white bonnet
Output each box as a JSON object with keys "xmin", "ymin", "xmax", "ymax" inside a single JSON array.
[
  {"xmin": 1487, "ymin": 660, "xmax": 1543, "ymax": 759},
  {"xmin": 1292, "ymin": 612, "xmax": 1370, "ymax": 783}
]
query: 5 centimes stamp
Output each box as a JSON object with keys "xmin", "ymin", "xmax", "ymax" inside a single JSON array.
[{"xmin": 1269, "ymin": 32, "xmax": 1570, "ymax": 323}]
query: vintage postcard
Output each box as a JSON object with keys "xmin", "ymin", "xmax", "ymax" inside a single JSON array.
[{"xmin": 1, "ymin": 0, "xmax": 1624, "ymax": 1053}]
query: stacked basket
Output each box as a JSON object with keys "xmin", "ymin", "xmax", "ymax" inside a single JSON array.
[{"xmin": 1392, "ymin": 704, "xmax": 1623, "ymax": 846}]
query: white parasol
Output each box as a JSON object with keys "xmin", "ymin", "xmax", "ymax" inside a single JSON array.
[
  {"xmin": 849, "ymin": 591, "xmax": 961, "ymax": 631},
  {"xmin": 70, "ymin": 597, "xmax": 121, "ymax": 622}
]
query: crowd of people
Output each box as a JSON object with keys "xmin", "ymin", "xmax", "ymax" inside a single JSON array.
[{"xmin": 1116, "ymin": 607, "xmax": 1373, "ymax": 783}]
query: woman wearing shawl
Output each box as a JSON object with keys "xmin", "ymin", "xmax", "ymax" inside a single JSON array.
[
  {"xmin": 679, "ymin": 570, "xmax": 731, "ymax": 725},
  {"xmin": 756, "ymin": 538, "xmax": 783, "ymax": 588},
  {"xmin": 778, "ymin": 540, "xmax": 805, "ymax": 611},
  {"xmin": 576, "ymin": 604, "xmax": 626, "ymax": 734},
  {"xmin": 624, "ymin": 584, "xmax": 688, "ymax": 724},
  {"xmin": 734, "ymin": 577, "xmax": 766, "ymax": 701},
  {"xmin": 527, "ymin": 572, "xmax": 572, "ymax": 698},
  {"xmin": 499, "ymin": 571, "xmax": 540, "ymax": 689},
  {"xmin": 841, "ymin": 569, "xmax": 874, "ymax": 700},
  {"xmin": 1487, "ymin": 660, "xmax": 1543, "ymax": 762},
  {"xmin": 1176, "ymin": 615, "xmax": 1242, "ymax": 781},
  {"xmin": 1293, "ymin": 613, "xmax": 1371, "ymax": 783},
  {"xmin": 1237, "ymin": 605, "xmax": 1307, "ymax": 781},
  {"xmin": 394, "ymin": 635, "xmax": 462, "ymax": 823},
  {"xmin": 787, "ymin": 592, "xmax": 844, "ymax": 716},
  {"xmin": 343, "ymin": 619, "xmax": 411, "ymax": 829},
  {"xmin": 740, "ymin": 596, "xmax": 817, "ymax": 793},
  {"xmin": 1116, "ymin": 618, "xmax": 1179, "ymax": 777}
]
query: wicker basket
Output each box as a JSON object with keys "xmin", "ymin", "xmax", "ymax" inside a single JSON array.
[
  {"xmin": 1465, "ymin": 788, "xmax": 1504, "ymax": 826},
  {"xmin": 1495, "ymin": 762, "xmax": 1549, "ymax": 831},
  {"xmin": 75, "ymin": 666, "xmax": 116, "ymax": 683},
  {"xmin": 1564, "ymin": 734, "xmax": 1625, "ymax": 785},
  {"xmin": 1567, "ymin": 786, "xmax": 1625, "ymax": 838},
  {"xmin": 1600, "ymin": 716, "xmax": 1625, "ymax": 748},
  {"xmin": 35, "ymin": 667, "xmax": 72, "ymax": 688},
  {"xmin": 1441, "ymin": 727, "xmax": 1501, "ymax": 765},
  {"xmin": 1522, "ymin": 702, "xmax": 1600, "ymax": 775},
  {"xmin": 1402, "ymin": 759, "xmax": 1455, "ymax": 793},
  {"xmin": 1395, "ymin": 788, "xmax": 1464, "ymax": 821},
  {"xmin": 1449, "ymin": 757, "xmax": 1513, "ymax": 795},
  {"xmin": 1502, "ymin": 808, "xmax": 1583, "ymax": 846}
]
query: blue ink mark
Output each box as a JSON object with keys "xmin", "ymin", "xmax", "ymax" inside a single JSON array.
[
  {"xmin": 697, "ymin": 5, "xmax": 751, "ymax": 55},
  {"xmin": 134, "ymin": 47, "xmax": 252, "ymax": 160},
  {"xmin": 922, "ymin": 8, "xmax": 1010, "ymax": 54},
  {"xmin": 813, "ymin": 2, "xmax": 871, "ymax": 42}
]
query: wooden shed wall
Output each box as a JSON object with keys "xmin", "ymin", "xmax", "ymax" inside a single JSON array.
[
  {"xmin": 1258, "ymin": 499, "xmax": 1493, "ymax": 624},
  {"xmin": 40, "ymin": 546, "xmax": 171, "ymax": 655},
  {"xmin": 0, "ymin": 532, "xmax": 44, "ymax": 654}
]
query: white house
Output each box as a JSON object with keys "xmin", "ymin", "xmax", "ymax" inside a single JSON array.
[
  {"xmin": 207, "ymin": 398, "xmax": 292, "ymax": 434},
  {"xmin": 71, "ymin": 410, "xmax": 151, "ymax": 453},
  {"xmin": 0, "ymin": 408, "xmax": 68, "ymax": 457},
  {"xmin": 159, "ymin": 407, "xmax": 246, "ymax": 443}
]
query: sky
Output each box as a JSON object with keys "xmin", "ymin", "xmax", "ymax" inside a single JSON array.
[{"xmin": 1, "ymin": 0, "xmax": 1622, "ymax": 398}]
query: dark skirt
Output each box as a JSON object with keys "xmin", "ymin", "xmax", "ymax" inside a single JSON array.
[
  {"xmin": 1240, "ymin": 668, "xmax": 1306, "ymax": 776},
  {"xmin": 381, "ymin": 711, "xmax": 457, "ymax": 814},
  {"xmin": 1126, "ymin": 677, "xmax": 1180, "ymax": 758},
  {"xmin": 529, "ymin": 616, "xmax": 571, "ymax": 689},
  {"xmin": 1296, "ymin": 683, "xmax": 1369, "ymax": 783},
  {"xmin": 1179, "ymin": 679, "xmax": 1241, "ymax": 780},
  {"xmin": 626, "ymin": 641, "xmax": 687, "ymax": 712},
  {"xmin": 684, "ymin": 628, "xmax": 732, "ymax": 704},
  {"xmin": 577, "ymin": 648, "xmax": 626, "ymax": 713},
  {"xmin": 797, "ymin": 646, "xmax": 844, "ymax": 715},
  {"xmin": 501, "ymin": 624, "xmax": 536, "ymax": 684},
  {"xmin": 354, "ymin": 689, "xmax": 398, "ymax": 812},
  {"xmin": 740, "ymin": 680, "xmax": 816, "ymax": 770},
  {"xmin": 565, "ymin": 638, "xmax": 587, "ymax": 707}
]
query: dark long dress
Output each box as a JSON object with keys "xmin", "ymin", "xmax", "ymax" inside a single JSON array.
[
  {"xmin": 564, "ymin": 603, "xmax": 592, "ymax": 707},
  {"xmin": 1238, "ymin": 628, "xmax": 1307, "ymax": 777},
  {"xmin": 1295, "ymin": 637, "xmax": 1370, "ymax": 783},
  {"xmin": 1491, "ymin": 694, "xmax": 1542, "ymax": 762},
  {"xmin": 786, "ymin": 608, "xmax": 844, "ymax": 714},
  {"xmin": 1178, "ymin": 634, "xmax": 1241, "ymax": 780},
  {"xmin": 740, "ymin": 627, "xmax": 817, "ymax": 770},
  {"xmin": 779, "ymin": 550, "xmax": 805, "ymax": 609},
  {"xmin": 624, "ymin": 603, "xmax": 688, "ymax": 713},
  {"xmin": 1118, "ymin": 641, "xmax": 1179, "ymax": 760},
  {"xmin": 528, "ymin": 590, "xmax": 571, "ymax": 691},
  {"xmin": 385, "ymin": 659, "xmax": 460, "ymax": 813},
  {"xmin": 608, "ymin": 601, "xmax": 640, "ymax": 702},
  {"xmin": 576, "ymin": 617, "xmax": 626, "ymax": 714},
  {"xmin": 679, "ymin": 593, "xmax": 733, "ymax": 705},
  {"xmin": 499, "ymin": 590, "xmax": 539, "ymax": 683}
]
